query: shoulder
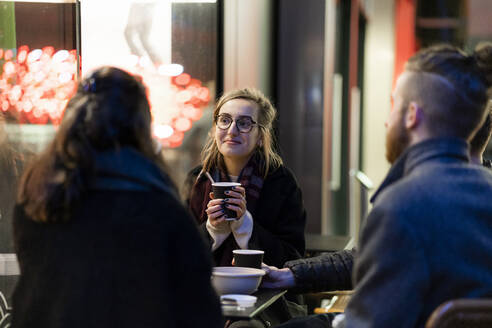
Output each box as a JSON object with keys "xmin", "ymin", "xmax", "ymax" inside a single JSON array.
[
  {"xmin": 266, "ymin": 165, "xmax": 299, "ymax": 185},
  {"xmin": 372, "ymin": 161, "xmax": 492, "ymax": 225},
  {"xmin": 262, "ymin": 165, "xmax": 303, "ymax": 200},
  {"xmin": 186, "ymin": 165, "xmax": 203, "ymax": 180}
]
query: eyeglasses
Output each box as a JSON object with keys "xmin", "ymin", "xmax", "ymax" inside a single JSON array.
[{"xmin": 215, "ymin": 114, "xmax": 258, "ymax": 133}]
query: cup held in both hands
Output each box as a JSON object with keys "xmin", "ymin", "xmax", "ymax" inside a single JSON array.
[
  {"xmin": 212, "ymin": 182, "xmax": 241, "ymax": 220},
  {"xmin": 233, "ymin": 249, "xmax": 264, "ymax": 269}
]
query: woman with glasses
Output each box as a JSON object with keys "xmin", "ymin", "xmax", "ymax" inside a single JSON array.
[{"xmin": 183, "ymin": 88, "xmax": 306, "ymax": 268}]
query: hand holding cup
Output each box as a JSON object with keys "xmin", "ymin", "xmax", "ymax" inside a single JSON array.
[{"xmin": 211, "ymin": 182, "xmax": 246, "ymax": 220}]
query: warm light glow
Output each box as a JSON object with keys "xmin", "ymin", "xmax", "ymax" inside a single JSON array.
[
  {"xmin": 182, "ymin": 105, "xmax": 203, "ymax": 121},
  {"xmin": 2, "ymin": 45, "xmax": 210, "ymax": 143},
  {"xmin": 4, "ymin": 49, "xmax": 13, "ymax": 61},
  {"xmin": 172, "ymin": 0, "xmax": 217, "ymax": 3},
  {"xmin": 27, "ymin": 49, "xmax": 42, "ymax": 63},
  {"xmin": 175, "ymin": 73, "xmax": 191, "ymax": 86},
  {"xmin": 158, "ymin": 63, "xmax": 184, "ymax": 76},
  {"xmin": 139, "ymin": 56, "xmax": 152, "ymax": 68},
  {"xmin": 126, "ymin": 54, "xmax": 140, "ymax": 67},
  {"xmin": 153, "ymin": 124, "xmax": 174, "ymax": 139},
  {"xmin": 10, "ymin": 86, "xmax": 22, "ymax": 102},
  {"xmin": 3, "ymin": 61, "xmax": 15, "ymax": 75},
  {"xmin": 174, "ymin": 117, "xmax": 192, "ymax": 132},
  {"xmin": 58, "ymin": 72, "xmax": 72, "ymax": 84},
  {"xmin": 53, "ymin": 50, "xmax": 69, "ymax": 63},
  {"xmin": 176, "ymin": 90, "xmax": 192, "ymax": 103},
  {"xmin": 22, "ymin": 100, "xmax": 33, "ymax": 112},
  {"xmin": 169, "ymin": 131, "xmax": 184, "ymax": 147},
  {"xmin": 17, "ymin": 50, "xmax": 28, "ymax": 64},
  {"xmin": 42, "ymin": 46, "xmax": 55, "ymax": 56},
  {"xmin": 1, "ymin": 45, "xmax": 78, "ymax": 124}
]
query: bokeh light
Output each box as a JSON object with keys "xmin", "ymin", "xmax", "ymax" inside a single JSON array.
[
  {"xmin": 1, "ymin": 47, "xmax": 211, "ymax": 148},
  {"xmin": 0, "ymin": 45, "xmax": 78, "ymax": 124}
]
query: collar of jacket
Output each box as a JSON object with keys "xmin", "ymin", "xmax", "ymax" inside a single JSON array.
[
  {"xmin": 89, "ymin": 147, "xmax": 176, "ymax": 197},
  {"xmin": 370, "ymin": 137, "xmax": 469, "ymax": 204}
]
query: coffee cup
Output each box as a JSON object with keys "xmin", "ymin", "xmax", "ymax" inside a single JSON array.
[
  {"xmin": 212, "ymin": 182, "xmax": 241, "ymax": 219},
  {"xmin": 233, "ymin": 249, "xmax": 264, "ymax": 269}
]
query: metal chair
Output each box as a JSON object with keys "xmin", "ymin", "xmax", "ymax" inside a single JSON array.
[{"xmin": 425, "ymin": 298, "xmax": 492, "ymax": 328}]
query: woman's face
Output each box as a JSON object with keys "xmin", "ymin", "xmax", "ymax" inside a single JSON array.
[{"xmin": 215, "ymin": 98, "xmax": 261, "ymax": 163}]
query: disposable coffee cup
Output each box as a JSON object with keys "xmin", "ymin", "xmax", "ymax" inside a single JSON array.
[
  {"xmin": 233, "ymin": 249, "xmax": 264, "ymax": 269},
  {"xmin": 212, "ymin": 182, "xmax": 241, "ymax": 220}
]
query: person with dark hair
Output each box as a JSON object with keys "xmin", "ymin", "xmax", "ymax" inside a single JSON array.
[
  {"xmin": 11, "ymin": 67, "xmax": 223, "ymax": 328},
  {"xmin": 266, "ymin": 43, "xmax": 492, "ymax": 328},
  {"xmin": 183, "ymin": 88, "xmax": 306, "ymax": 269}
]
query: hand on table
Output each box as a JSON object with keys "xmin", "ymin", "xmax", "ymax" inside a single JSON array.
[{"xmin": 260, "ymin": 263, "xmax": 296, "ymax": 289}]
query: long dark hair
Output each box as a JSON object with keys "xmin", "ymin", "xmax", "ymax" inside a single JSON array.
[{"xmin": 18, "ymin": 66, "xmax": 165, "ymax": 223}]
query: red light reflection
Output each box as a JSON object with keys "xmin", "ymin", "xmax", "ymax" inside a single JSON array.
[
  {"xmin": 1, "ymin": 47, "xmax": 211, "ymax": 149},
  {"xmin": 0, "ymin": 45, "xmax": 78, "ymax": 124}
]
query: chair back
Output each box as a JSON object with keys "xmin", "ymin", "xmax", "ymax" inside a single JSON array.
[{"xmin": 426, "ymin": 298, "xmax": 492, "ymax": 328}]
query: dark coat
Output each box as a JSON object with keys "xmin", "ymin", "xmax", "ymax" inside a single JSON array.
[
  {"xmin": 184, "ymin": 164, "xmax": 306, "ymax": 268},
  {"xmin": 12, "ymin": 149, "xmax": 223, "ymax": 328},
  {"xmin": 280, "ymin": 155, "xmax": 492, "ymax": 296},
  {"xmin": 344, "ymin": 138, "xmax": 492, "ymax": 328}
]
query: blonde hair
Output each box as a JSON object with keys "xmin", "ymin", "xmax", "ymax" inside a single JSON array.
[{"xmin": 201, "ymin": 88, "xmax": 283, "ymax": 178}]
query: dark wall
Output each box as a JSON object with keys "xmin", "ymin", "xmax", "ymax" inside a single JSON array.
[
  {"xmin": 276, "ymin": 0, "xmax": 325, "ymax": 233},
  {"xmin": 15, "ymin": 3, "xmax": 77, "ymax": 50}
]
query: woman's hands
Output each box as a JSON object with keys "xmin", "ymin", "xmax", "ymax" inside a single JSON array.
[{"xmin": 206, "ymin": 186, "xmax": 247, "ymax": 227}]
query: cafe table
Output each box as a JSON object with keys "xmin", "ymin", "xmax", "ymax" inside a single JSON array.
[{"xmin": 221, "ymin": 288, "xmax": 287, "ymax": 320}]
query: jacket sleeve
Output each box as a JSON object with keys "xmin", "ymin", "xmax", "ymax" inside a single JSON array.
[
  {"xmin": 248, "ymin": 168, "xmax": 307, "ymax": 268},
  {"xmin": 284, "ymin": 248, "xmax": 355, "ymax": 294},
  {"xmin": 343, "ymin": 205, "xmax": 429, "ymax": 328}
]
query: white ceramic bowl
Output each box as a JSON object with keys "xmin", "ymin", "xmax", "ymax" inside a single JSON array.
[{"xmin": 212, "ymin": 266, "xmax": 266, "ymax": 295}]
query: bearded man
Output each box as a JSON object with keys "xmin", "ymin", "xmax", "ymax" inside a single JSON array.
[
  {"xmin": 340, "ymin": 43, "xmax": 492, "ymax": 328},
  {"xmin": 261, "ymin": 43, "xmax": 492, "ymax": 328}
]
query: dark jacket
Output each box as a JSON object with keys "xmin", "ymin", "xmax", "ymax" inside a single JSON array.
[
  {"xmin": 344, "ymin": 138, "xmax": 492, "ymax": 328},
  {"xmin": 284, "ymin": 249, "xmax": 355, "ymax": 294},
  {"xmin": 12, "ymin": 148, "xmax": 223, "ymax": 328},
  {"xmin": 184, "ymin": 164, "xmax": 306, "ymax": 268},
  {"xmin": 281, "ymin": 154, "xmax": 492, "ymax": 296}
]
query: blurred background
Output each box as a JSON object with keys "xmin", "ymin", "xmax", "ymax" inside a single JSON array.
[{"xmin": 0, "ymin": 0, "xmax": 491, "ymax": 318}]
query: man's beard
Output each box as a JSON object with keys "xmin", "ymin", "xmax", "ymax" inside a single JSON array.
[{"xmin": 385, "ymin": 117, "xmax": 410, "ymax": 164}]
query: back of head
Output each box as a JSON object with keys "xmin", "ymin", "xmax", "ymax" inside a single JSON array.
[
  {"xmin": 18, "ymin": 66, "xmax": 157, "ymax": 222},
  {"xmin": 62, "ymin": 66, "xmax": 153, "ymax": 154},
  {"xmin": 404, "ymin": 43, "xmax": 492, "ymax": 140}
]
